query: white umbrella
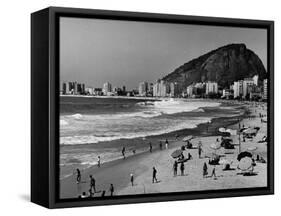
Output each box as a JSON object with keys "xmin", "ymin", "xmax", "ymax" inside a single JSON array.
[
  {"xmin": 238, "ymin": 157, "xmax": 253, "ymax": 171},
  {"xmin": 210, "ymin": 142, "xmax": 221, "ymax": 150},
  {"xmin": 247, "ymin": 146, "xmax": 258, "ymax": 151},
  {"xmin": 219, "ymin": 127, "xmax": 226, "ymax": 133}
]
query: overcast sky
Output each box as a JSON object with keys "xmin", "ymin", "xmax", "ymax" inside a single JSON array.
[{"xmin": 60, "ymin": 17, "xmax": 267, "ymax": 90}]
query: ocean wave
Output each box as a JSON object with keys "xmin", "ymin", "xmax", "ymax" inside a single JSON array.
[
  {"xmin": 137, "ymin": 99, "xmax": 219, "ymax": 115},
  {"xmin": 60, "ymin": 117, "xmax": 211, "ymax": 145},
  {"xmin": 62, "ymin": 99, "xmax": 219, "ymax": 121},
  {"xmin": 60, "ymin": 119, "xmax": 68, "ymax": 126},
  {"xmin": 71, "ymin": 113, "xmax": 83, "ymax": 119}
]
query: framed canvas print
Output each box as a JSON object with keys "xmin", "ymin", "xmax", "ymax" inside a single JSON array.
[{"xmin": 31, "ymin": 7, "xmax": 274, "ymax": 208}]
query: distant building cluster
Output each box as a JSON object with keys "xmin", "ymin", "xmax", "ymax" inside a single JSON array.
[
  {"xmin": 184, "ymin": 75, "xmax": 267, "ymax": 101},
  {"xmin": 60, "ymin": 74, "xmax": 268, "ymax": 101},
  {"xmin": 61, "ymin": 82, "xmax": 85, "ymax": 95}
]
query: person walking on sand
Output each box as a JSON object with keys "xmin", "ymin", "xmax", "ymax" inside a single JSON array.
[
  {"xmin": 173, "ymin": 161, "xmax": 178, "ymax": 177},
  {"xmin": 109, "ymin": 184, "xmax": 114, "ymax": 196},
  {"xmin": 122, "ymin": 147, "xmax": 126, "ymax": 159},
  {"xmin": 89, "ymin": 175, "xmax": 96, "ymax": 193},
  {"xmin": 97, "ymin": 156, "xmax": 101, "ymax": 168},
  {"xmin": 198, "ymin": 145, "xmax": 203, "ymax": 159},
  {"xmin": 210, "ymin": 167, "xmax": 217, "ymax": 179},
  {"xmin": 76, "ymin": 168, "xmax": 81, "ymax": 184},
  {"xmin": 152, "ymin": 167, "xmax": 158, "ymax": 183},
  {"xmin": 149, "ymin": 142, "xmax": 152, "ymax": 153},
  {"xmin": 159, "ymin": 141, "xmax": 163, "ymax": 150},
  {"xmin": 203, "ymin": 162, "xmax": 208, "ymax": 178},
  {"xmin": 165, "ymin": 139, "xmax": 169, "ymax": 149},
  {"xmin": 130, "ymin": 173, "xmax": 134, "ymax": 186},
  {"xmin": 180, "ymin": 162, "xmax": 185, "ymax": 176}
]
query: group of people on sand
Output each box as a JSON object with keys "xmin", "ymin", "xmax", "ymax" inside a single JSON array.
[
  {"xmin": 76, "ymin": 168, "xmax": 115, "ymax": 198},
  {"xmin": 120, "ymin": 139, "xmax": 170, "ymax": 159}
]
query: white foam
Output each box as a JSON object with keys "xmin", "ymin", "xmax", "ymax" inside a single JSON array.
[
  {"xmin": 60, "ymin": 119, "xmax": 68, "ymax": 126},
  {"xmin": 60, "ymin": 117, "xmax": 212, "ymax": 145},
  {"xmin": 71, "ymin": 113, "xmax": 83, "ymax": 119}
]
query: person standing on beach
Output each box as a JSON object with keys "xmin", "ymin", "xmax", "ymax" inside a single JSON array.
[
  {"xmin": 122, "ymin": 147, "xmax": 126, "ymax": 159},
  {"xmin": 198, "ymin": 145, "xmax": 203, "ymax": 159},
  {"xmin": 210, "ymin": 167, "xmax": 217, "ymax": 179},
  {"xmin": 97, "ymin": 156, "xmax": 101, "ymax": 168},
  {"xmin": 173, "ymin": 161, "xmax": 178, "ymax": 177},
  {"xmin": 149, "ymin": 142, "xmax": 152, "ymax": 153},
  {"xmin": 130, "ymin": 173, "xmax": 134, "ymax": 186},
  {"xmin": 180, "ymin": 162, "xmax": 185, "ymax": 176},
  {"xmin": 89, "ymin": 175, "xmax": 96, "ymax": 193},
  {"xmin": 203, "ymin": 162, "xmax": 208, "ymax": 178},
  {"xmin": 76, "ymin": 168, "xmax": 81, "ymax": 184},
  {"xmin": 165, "ymin": 139, "xmax": 169, "ymax": 149},
  {"xmin": 152, "ymin": 167, "xmax": 158, "ymax": 183},
  {"xmin": 109, "ymin": 184, "xmax": 114, "ymax": 196}
]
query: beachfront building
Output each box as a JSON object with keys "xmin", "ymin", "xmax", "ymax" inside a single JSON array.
[
  {"xmin": 170, "ymin": 82, "xmax": 180, "ymax": 97},
  {"xmin": 102, "ymin": 82, "xmax": 112, "ymax": 96},
  {"xmin": 60, "ymin": 82, "xmax": 66, "ymax": 94},
  {"xmin": 186, "ymin": 83, "xmax": 195, "ymax": 97},
  {"xmin": 263, "ymin": 79, "xmax": 268, "ymax": 100},
  {"xmin": 153, "ymin": 79, "xmax": 170, "ymax": 97},
  {"xmin": 85, "ymin": 87, "xmax": 93, "ymax": 95},
  {"xmin": 205, "ymin": 81, "xmax": 218, "ymax": 95},
  {"xmin": 138, "ymin": 82, "xmax": 148, "ymax": 96},
  {"xmin": 93, "ymin": 88, "xmax": 103, "ymax": 96},
  {"xmin": 253, "ymin": 75, "xmax": 259, "ymax": 86},
  {"xmin": 242, "ymin": 78, "xmax": 255, "ymax": 98},
  {"xmin": 233, "ymin": 80, "xmax": 243, "ymax": 98},
  {"xmin": 61, "ymin": 81, "xmax": 86, "ymax": 95}
]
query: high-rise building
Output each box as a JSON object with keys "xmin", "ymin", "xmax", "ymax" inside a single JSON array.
[
  {"xmin": 205, "ymin": 81, "xmax": 218, "ymax": 95},
  {"xmin": 102, "ymin": 82, "xmax": 112, "ymax": 95},
  {"xmin": 242, "ymin": 78, "xmax": 254, "ymax": 98},
  {"xmin": 61, "ymin": 82, "xmax": 67, "ymax": 94},
  {"xmin": 263, "ymin": 79, "xmax": 268, "ymax": 100},
  {"xmin": 233, "ymin": 80, "xmax": 243, "ymax": 98},
  {"xmin": 138, "ymin": 82, "xmax": 148, "ymax": 96},
  {"xmin": 153, "ymin": 80, "xmax": 161, "ymax": 97}
]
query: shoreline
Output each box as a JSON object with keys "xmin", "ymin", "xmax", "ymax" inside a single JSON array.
[
  {"xmin": 60, "ymin": 103, "xmax": 250, "ymax": 198},
  {"xmin": 59, "ymin": 101, "xmax": 246, "ymax": 180}
]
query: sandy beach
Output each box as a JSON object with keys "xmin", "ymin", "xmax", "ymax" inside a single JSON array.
[{"xmin": 60, "ymin": 101, "xmax": 267, "ymax": 199}]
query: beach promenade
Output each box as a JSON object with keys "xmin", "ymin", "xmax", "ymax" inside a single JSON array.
[{"xmin": 60, "ymin": 102, "xmax": 267, "ymax": 199}]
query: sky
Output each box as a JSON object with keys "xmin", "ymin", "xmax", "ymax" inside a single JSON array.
[{"xmin": 60, "ymin": 17, "xmax": 267, "ymax": 90}]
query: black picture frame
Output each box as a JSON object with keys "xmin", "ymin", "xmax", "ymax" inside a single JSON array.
[{"xmin": 31, "ymin": 6, "xmax": 274, "ymax": 209}]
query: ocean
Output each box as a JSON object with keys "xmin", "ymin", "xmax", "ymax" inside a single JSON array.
[{"xmin": 59, "ymin": 96, "xmax": 242, "ymax": 179}]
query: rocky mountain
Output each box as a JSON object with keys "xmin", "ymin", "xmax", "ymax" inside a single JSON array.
[{"xmin": 162, "ymin": 43, "xmax": 266, "ymax": 90}]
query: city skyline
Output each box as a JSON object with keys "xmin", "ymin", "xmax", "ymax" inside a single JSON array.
[{"xmin": 60, "ymin": 17, "xmax": 267, "ymax": 90}]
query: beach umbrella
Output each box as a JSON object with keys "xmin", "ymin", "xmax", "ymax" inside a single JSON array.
[
  {"xmin": 243, "ymin": 128, "xmax": 257, "ymax": 135},
  {"xmin": 210, "ymin": 142, "xmax": 221, "ymax": 150},
  {"xmin": 247, "ymin": 146, "xmax": 258, "ymax": 151},
  {"xmin": 182, "ymin": 135, "xmax": 193, "ymax": 142},
  {"xmin": 237, "ymin": 151, "xmax": 252, "ymax": 161},
  {"xmin": 238, "ymin": 157, "xmax": 253, "ymax": 171},
  {"xmin": 219, "ymin": 127, "xmax": 226, "ymax": 133},
  {"xmin": 226, "ymin": 129, "xmax": 237, "ymax": 136},
  {"xmin": 171, "ymin": 149, "xmax": 183, "ymax": 158}
]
